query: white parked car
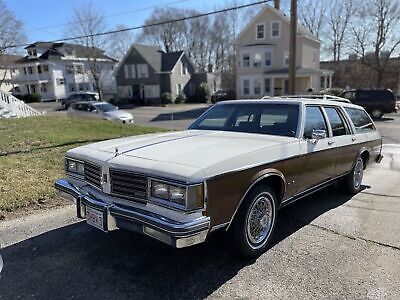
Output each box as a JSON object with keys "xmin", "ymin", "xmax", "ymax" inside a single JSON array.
[
  {"xmin": 56, "ymin": 98, "xmax": 382, "ymax": 257},
  {"xmin": 67, "ymin": 101, "xmax": 134, "ymax": 124}
]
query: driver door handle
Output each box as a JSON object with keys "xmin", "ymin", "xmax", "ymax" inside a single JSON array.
[
  {"xmin": 328, "ymin": 141, "xmax": 334, "ymax": 145},
  {"xmin": 352, "ymin": 137, "xmax": 357, "ymax": 142}
]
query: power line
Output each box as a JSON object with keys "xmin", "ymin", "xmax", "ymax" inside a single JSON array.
[
  {"xmin": 24, "ymin": 0, "xmax": 189, "ymax": 33},
  {"xmin": 3, "ymin": 0, "xmax": 271, "ymax": 50}
]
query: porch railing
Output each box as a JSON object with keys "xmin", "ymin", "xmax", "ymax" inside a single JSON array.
[{"xmin": 0, "ymin": 91, "xmax": 41, "ymax": 119}]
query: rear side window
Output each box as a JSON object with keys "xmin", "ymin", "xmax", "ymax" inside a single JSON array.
[
  {"xmin": 324, "ymin": 107, "xmax": 348, "ymax": 136},
  {"xmin": 344, "ymin": 108, "xmax": 375, "ymax": 133},
  {"xmin": 303, "ymin": 106, "xmax": 327, "ymax": 139}
]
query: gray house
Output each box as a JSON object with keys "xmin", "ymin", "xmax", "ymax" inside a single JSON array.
[{"xmin": 114, "ymin": 44, "xmax": 221, "ymax": 105}]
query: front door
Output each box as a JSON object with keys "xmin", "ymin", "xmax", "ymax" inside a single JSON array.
[{"xmin": 298, "ymin": 105, "xmax": 336, "ymax": 190}]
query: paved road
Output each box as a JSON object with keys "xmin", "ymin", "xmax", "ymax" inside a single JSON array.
[{"xmin": 1, "ymin": 103, "xmax": 399, "ymax": 299}]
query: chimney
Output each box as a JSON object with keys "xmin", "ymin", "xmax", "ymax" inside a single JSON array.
[{"xmin": 274, "ymin": 0, "xmax": 280, "ymax": 10}]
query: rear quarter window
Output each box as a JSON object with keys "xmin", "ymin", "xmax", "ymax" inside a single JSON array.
[{"xmin": 344, "ymin": 107, "xmax": 376, "ymax": 133}]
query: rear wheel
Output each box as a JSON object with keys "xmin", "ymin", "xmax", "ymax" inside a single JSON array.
[
  {"xmin": 345, "ymin": 157, "xmax": 364, "ymax": 194},
  {"xmin": 231, "ymin": 185, "xmax": 277, "ymax": 257}
]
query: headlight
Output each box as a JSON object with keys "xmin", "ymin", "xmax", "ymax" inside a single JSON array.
[
  {"xmin": 150, "ymin": 180, "xmax": 204, "ymax": 211},
  {"xmin": 65, "ymin": 158, "xmax": 84, "ymax": 176}
]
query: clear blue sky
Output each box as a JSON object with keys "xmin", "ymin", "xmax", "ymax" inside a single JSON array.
[{"xmin": 4, "ymin": 0, "xmax": 231, "ymax": 44}]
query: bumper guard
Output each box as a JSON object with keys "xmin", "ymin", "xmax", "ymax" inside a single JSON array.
[{"xmin": 55, "ymin": 178, "xmax": 210, "ymax": 248}]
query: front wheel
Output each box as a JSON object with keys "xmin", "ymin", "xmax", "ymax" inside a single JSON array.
[
  {"xmin": 231, "ymin": 185, "xmax": 277, "ymax": 257},
  {"xmin": 371, "ymin": 108, "xmax": 383, "ymax": 119},
  {"xmin": 344, "ymin": 157, "xmax": 364, "ymax": 194}
]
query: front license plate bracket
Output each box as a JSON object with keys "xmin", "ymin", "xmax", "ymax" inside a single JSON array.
[{"xmin": 86, "ymin": 206, "xmax": 107, "ymax": 231}]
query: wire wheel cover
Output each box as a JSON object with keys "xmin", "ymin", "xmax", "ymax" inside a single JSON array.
[{"xmin": 246, "ymin": 193, "xmax": 274, "ymax": 247}]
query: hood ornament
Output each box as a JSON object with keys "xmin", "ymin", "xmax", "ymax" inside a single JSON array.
[{"xmin": 114, "ymin": 147, "xmax": 119, "ymax": 157}]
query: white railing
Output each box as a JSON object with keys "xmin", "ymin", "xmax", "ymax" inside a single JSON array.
[{"xmin": 0, "ymin": 91, "xmax": 41, "ymax": 119}]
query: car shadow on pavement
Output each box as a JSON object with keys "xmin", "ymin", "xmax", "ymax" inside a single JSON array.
[
  {"xmin": 150, "ymin": 107, "xmax": 209, "ymax": 122},
  {"xmin": 0, "ymin": 186, "xmax": 355, "ymax": 299},
  {"xmin": 373, "ymin": 117, "xmax": 394, "ymax": 122}
]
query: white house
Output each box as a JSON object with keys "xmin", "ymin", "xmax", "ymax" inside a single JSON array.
[
  {"xmin": 11, "ymin": 42, "xmax": 117, "ymax": 101},
  {"xmin": 235, "ymin": 5, "xmax": 333, "ymax": 98}
]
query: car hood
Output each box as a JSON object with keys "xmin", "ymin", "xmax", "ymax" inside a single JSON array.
[
  {"xmin": 103, "ymin": 110, "xmax": 132, "ymax": 119},
  {"xmin": 67, "ymin": 130, "xmax": 297, "ymax": 182}
]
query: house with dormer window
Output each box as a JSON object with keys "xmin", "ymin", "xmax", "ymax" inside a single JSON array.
[
  {"xmin": 114, "ymin": 44, "xmax": 221, "ymax": 105},
  {"xmin": 10, "ymin": 42, "xmax": 117, "ymax": 101},
  {"xmin": 235, "ymin": 4, "xmax": 333, "ymax": 98}
]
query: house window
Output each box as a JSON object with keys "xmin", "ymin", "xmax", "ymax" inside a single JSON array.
[
  {"xmin": 131, "ymin": 65, "xmax": 136, "ymax": 78},
  {"xmin": 181, "ymin": 62, "xmax": 187, "ymax": 75},
  {"xmin": 40, "ymin": 83, "xmax": 47, "ymax": 93},
  {"xmin": 242, "ymin": 54, "xmax": 250, "ymax": 67},
  {"xmin": 144, "ymin": 85, "xmax": 160, "ymax": 98},
  {"xmin": 124, "ymin": 65, "xmax": 129, "ymax": 78},
  {"xmin": 124, "ymin": 64, "xmax": 136, "ymax": 78},
  {"xmin": 176, "ymin": 83, "xmax": 183, "ymax": 95},
  {"xmin": 28, "ymin": 66, "xmax": 33, "ymax": 74},
  {"xmin": 56, "ymin": 78, "xmax": 64, "ymax": 85},
  {"xmin": 256, "ymin": 23, "xmax": 265, "ymax": 40},
  {"xmin": 43, "ymin": 65, "xmax": 49, "ymax": 72},
  {"xmin": 137, "ymin": 64, "xmax": 148, "ymax": 78},
  {"xmin": 264, "ymin": 78, "xmax": 271, "ymax": 94},
  {"xmin": 243, "ymin": 79, "xmax": 250, "ymax": 95},
  {"xmin": 265, "ymin": 52, "xmax": 272, "ymax": 66},
  {"xmin": 271, "ymin": 21, "xmax": 280, "ymax": 38},
  {"xmin": 253, "ymin": 53, "xmax": 262, "ymax": 68},
  {"xmin": 283, "ymin": 51, "xmax": 289, "ymax": 67},
  {"xmin": 313, "ymin": 50, "xmax": 318, "ymax": 64},
  {"xmin": 23, "ymin": 67, "xmax": 27, "ymax": 75},
  {"xmin": 37, "ymin": 65, "xmax": 42, "ymax": 74},
  {"xmin": 254, "ymin": 79, "xmax": 262, "ymax": 95}
]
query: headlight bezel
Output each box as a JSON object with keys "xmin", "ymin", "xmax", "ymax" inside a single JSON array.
[
  {"xmin": 148, "ymin": 178, "xmax": 205, "ymax": 212},
  {"xmin": 65, "ymin": 157, "xmax": 85, "ymax": 177}
]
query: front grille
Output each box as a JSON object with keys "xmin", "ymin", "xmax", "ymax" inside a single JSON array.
[
  {"xmin": 84, "ymin": 161, "xmax": 102, "ymax": 189},
  {"xmin": 110, "ymin": 169, "xmax": 148, "ymax": 201}
]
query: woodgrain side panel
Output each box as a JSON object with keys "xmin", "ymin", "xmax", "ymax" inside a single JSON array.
[{"xmin": 205, "ymin": 139, "xmax": 381, "ymax": 227}]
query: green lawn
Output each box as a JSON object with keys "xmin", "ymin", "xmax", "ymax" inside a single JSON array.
[{"xmin": 0, "ymin": 116, "xmax": 165, "ymax": 217}]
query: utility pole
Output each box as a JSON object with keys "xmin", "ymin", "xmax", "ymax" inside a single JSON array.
[{"xmin": 288, "ymin": 0, "xmax": 297, "ymax": 95}]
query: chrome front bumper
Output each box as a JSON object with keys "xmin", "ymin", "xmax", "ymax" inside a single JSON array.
[{"xmin": 55, "ymin": 178, "xmax": 210, "ymax": 248}]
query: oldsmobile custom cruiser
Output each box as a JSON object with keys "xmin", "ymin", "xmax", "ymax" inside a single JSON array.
[{"xmin": 55, "ymin": 98, "xmax": 383, "ymax": 257}]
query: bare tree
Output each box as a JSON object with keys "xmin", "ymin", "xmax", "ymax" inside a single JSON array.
[
  {"xmin": 67, "ymin": 0, "xmax": 109, "ymax": 100},
  {"xmin": 139, "ymin": 7, "xmax": 186, "ymax": 53},
  {"xmin": 298, "ymin": 0, "xmax": 326, "ymax": 38},
  {"xmin": 326, "ymin": 0, "xmax": 353, "ymax": 61},
  {"xmin": 108, "ymin": 25, "xmax": 136, "ymax": 60},
  {"xmin": 351, "ymin": 0, "xmax": 400, "ymax": 87},
  {"xmin": 0, "ymin": 0, "xmax": 25, "ymax": 89}
]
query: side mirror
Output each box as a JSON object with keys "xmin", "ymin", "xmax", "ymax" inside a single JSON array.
[{"xmin": 310, "ymin": 129, "xmax": 327, "ymax": 143}]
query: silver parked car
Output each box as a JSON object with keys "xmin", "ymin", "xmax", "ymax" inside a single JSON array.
[{"xmin": 67, "ymin": 101, "xmax": 134, "ymax": 124}]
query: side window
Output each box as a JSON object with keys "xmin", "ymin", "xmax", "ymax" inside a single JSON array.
[
  {"xmin": 303, "ymin": 106, "xmax": 328, "ymax": 139},
  {"xmin": 341, "ymin": 91, "xmax": 356, "ymax": 102},
  {"xmin": 358, "ymin": 91, "xmax": 370, "ymax": 102},
  {"xmin": 324, "ymin": 107, "xmax": 348, "ymax": 137},
  {"xmin": 344, "ymin": 108, "xmax": 376, "ymax": 133}
]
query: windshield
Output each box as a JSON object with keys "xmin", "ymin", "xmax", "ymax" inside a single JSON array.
[
  {"xmin": 93, "ymin": 103, "xmax": 117, "ymax": 112},
  {"xmin": 189, "ymin": 103, "xmax": 299, "ymax": 137}
]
